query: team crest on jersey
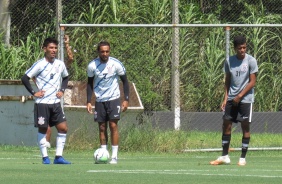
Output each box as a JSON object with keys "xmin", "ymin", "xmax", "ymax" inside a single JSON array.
[
  {"xmin": 241, "ymin": 64, "xmax": 248, "ymax": 72},
  {"xmin": 107, "ymin": 66, "xmax": 113, "ymax": 75},
  {"xmin": 55, "ymin": 66, "xmax": 59, "ymax": 73},
  {"xmin": 38, "ymin": 116, "xmax": 45, "ymax": 125}
]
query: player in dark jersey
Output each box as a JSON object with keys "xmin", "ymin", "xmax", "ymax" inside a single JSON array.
[
  {"xmin": 22, "ymin": 37, "xmax": 71, "ymax": 164},
  {"xmin": 86, "ymin": 41, "xmax": 129, "ymax": 164},
  {"xmin": 210, "ymin": 35, "xmax": 258, "ymax": 166}
]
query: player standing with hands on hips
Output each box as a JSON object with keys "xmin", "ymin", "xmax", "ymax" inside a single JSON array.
[
  {"xmin": 21, "ymin": 37, "xmax": 71, "ymax": 164},
  {"xmin": 86, "ymin": 41, "xmax": 129, "ymax": 164},
  {"xmin": 210, "ymin": 35, "xmax": 258, "ymax": 166},
  {"xmin": 38, "ymin": 34, "xmax": 74, "ymax": 148}
]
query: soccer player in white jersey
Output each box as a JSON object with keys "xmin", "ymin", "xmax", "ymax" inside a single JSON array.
[
  {"xmin": 43, "ymin": 34, "xmax": 74, "ymax": 148},
  {"xmin": 210, "ymin": 35, "xmax": 258, "ymax": 166},
  {"xmin": 21, "ymin": 37, "xmax": 71, "ymax": 164},
  {"xmin": 86, "ymin": 41, "xmax": 129, "ymax": 164}
]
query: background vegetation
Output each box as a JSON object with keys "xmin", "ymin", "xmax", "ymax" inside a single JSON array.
[
  {"xmin": 1, "ymin": 0, "xmax": 282, "ymax": 113},
  {"xmin": 66, "ymin": 119, "xmax": 282, "ymax": 152}
]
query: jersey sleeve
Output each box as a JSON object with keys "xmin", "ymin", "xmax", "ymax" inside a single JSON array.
[
  {"xmin": 224, "ymin": 60, "xmax": 230, "ymax": 73},
  {"xmin": 249, "ymin": 58, "xmax": 258, "ymax": 74},
  {"xmin": 25, "ymin": 62, "xmax": 41, "ymax": 78},
  {"xmin": 87, "ymin": 61, "xmax": 95, "ymax": 77},
  {"xmin": 61, "ymin": 61, "xmax": 69, "ymax": 78},
  {"xmin": 116, "ymin": 61, "xmax": 126, "ymax": 76}
]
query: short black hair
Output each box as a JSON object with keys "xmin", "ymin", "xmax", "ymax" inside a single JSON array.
[
  {"xmin": 42, "ymin": 37, "xmax": 58, "ymax": 48},
  {"xmin": 97, "ymin": 41, "xmax": 110, "ymax": 51},
  {"xmin": 233, "ymin": 35, "xmax": 246, "ymax": 47}
]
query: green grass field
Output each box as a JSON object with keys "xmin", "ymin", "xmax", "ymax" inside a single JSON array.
[{"xmin": 1, "ymin": 146, "xmax": 282, "ymax": 184}]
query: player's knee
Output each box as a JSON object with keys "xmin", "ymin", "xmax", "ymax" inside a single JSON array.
[
  {"xmin": 99, "ymin": 124, "xmax": 107, "ymax": 131},
  {"xmin": 109, "ymin": 124, "xmax": 118, "ymax": 132},
  {"xmin": 56, "ymin": 121, "xmax": 68, "ymax": 133},
  {"xmin": 57, "ymin": 126, "xmax": 68, "ymax": 133},
  {"xmin": 222, "ymin": 123, "xmax": 232, "ymax": 132},
  {"xmin": 58, "ymin": 128, "xmax": 68, "ymax": 133}
]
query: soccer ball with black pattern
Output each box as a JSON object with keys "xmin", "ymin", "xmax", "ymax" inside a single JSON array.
[{"xmin": 94, "ymin": 148, "xmax": 110, "ymax": 164}]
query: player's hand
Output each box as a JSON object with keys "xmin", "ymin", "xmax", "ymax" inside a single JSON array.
[
  {"xmin": 56, "ymin": 91, "xmax": 64, "ymax": 98},
  {"xmin": 121, "ymin": 101, "xmax": 129, "ymax": 112},
  {"xmin": 233, "ymin": 95, "xmax": 242, "ymax": 106},
  {"xmin": 87, "ymin": 103, "xmax": 93, "ymax": 114},
  {"xmin": 34, "ymin": 90, "xmax": 45, "ymax": 98},
  {"xmin": 64, "ymin": 35, "xmax": 70, "ymax": 43},
  {"xmin": 221, "ymin": 101, "xmax": 226, "ymax": 112}
]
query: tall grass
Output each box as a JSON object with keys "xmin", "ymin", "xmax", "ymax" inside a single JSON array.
[
  {"xmin": 2, "ymin": 0, "xmax": 282, "ymax": 112},
  {"xmin": 0, "ymin": 35, "xmax": 43, "ymax": 79},
  {"xmin": 64, "ymin": 118, "xmax": 282, "ymax": 152},
  {"xmin": 234, "ymin": 3, "xmax": 282, "ymax": 111}
]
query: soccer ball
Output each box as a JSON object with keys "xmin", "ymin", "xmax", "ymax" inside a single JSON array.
[{"xmin": 94, "ymin": 148, "xmax": 110, "ymax": 164}]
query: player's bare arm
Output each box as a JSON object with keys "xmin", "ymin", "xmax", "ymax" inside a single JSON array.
[
  {"xmin": 64, "ymin": 35, "xmax": 74, "ymax": 67},
  {"xmin": 222, "ymin": 73, "xmax": 231, "ymax": 111}
]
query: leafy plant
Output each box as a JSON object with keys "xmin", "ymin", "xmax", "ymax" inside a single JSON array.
[{"xmin": 2, "ymin": 0, "xmax": 282, "ymax": 113}]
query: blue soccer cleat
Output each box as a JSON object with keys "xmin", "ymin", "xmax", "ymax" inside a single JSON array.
[
  {"xmin": 53, "ymin": 156, "xmax": 71, "ymax": 164},
  {"xmin": 42, "ymin": 157, "xmax": 51, "ymax": 164}
]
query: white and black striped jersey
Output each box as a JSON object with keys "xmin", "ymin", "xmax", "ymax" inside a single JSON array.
[
  {"xmin": 25, "ymin": 58, "xmax": 68, "ymax": 104},
  {"xmin": 87, "ymin": 57, "xmax": 126, "ymax": 102}
]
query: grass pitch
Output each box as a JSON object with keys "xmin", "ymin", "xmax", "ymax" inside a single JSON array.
[{"xmin": 1, "ymin": 147, "xmax": 282, "ymax": 184}]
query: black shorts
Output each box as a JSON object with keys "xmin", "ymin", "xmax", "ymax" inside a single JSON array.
[
  {"xmin": 94, "ymin": 98, "xmax": 121, "ymax": 122},
  {"xmin": 34, "ymin": 103, "xmax": 66, "ymax": 128},
  {"xmin": 223, "ymin": 101, "xmax": 253, "ymax": 123}
]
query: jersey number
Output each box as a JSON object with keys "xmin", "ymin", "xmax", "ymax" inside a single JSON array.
[
  {"xmin": 117, "ymin": 106, "xmax": 120, "ymax": 113},
  {"xmin": 236, "ymin": 71, "xmax": 240, "ymax": 77}
]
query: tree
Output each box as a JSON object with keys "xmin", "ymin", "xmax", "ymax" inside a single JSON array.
[{"xmin": 0, "ymin": 0, "xmax": 16, "ymax": 45}]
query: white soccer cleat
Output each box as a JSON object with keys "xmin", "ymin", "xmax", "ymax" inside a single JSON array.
[
  {"xmin": 210, "ymin": 155, "xmax": 231, "ymax": 165},
  {"xmin": 237, "ymin": 158, "xmax": 246, "ymax": 166},
  {"xmin": 109, "ymin": 158, "xmax": 117, "ymax": 164}
]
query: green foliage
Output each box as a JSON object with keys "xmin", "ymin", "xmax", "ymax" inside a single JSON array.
[
  {"xmin": 65, "ymin": 117, "xmax": 282, "ymax": 152},
  {"xmin": 10, "ymin": 0, "xmax": 57, "ymax": 41},
  {"xmin": 2, "ymin": 0, "xmax": 282, "ymax": 112},
  {"xmin": 0, "ymin": 35, "xmax": 42, "ymax": 79},
  {"xmin": 231, "ymin": 3, "xmax": 282, "ymax": 111},
  {"xmin": 67, "ymin": 120, "xmax": 99, "ymax": 151}
]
